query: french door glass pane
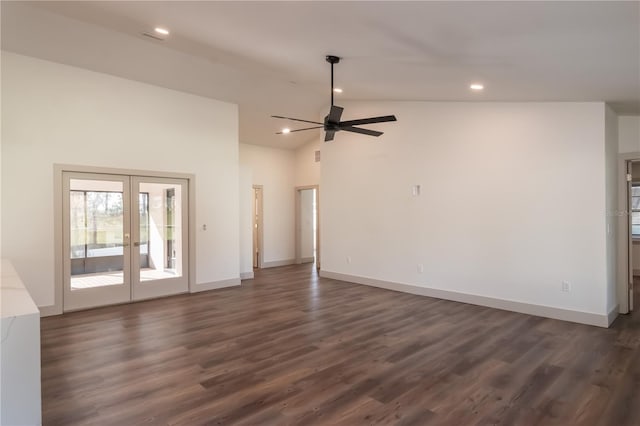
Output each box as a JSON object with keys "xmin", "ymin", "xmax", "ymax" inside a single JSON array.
[
  {"xmin": 138, "ymin": 182, "xmax": 183, "ymax": 282},
  {"xmin": 139, "ymin": 193, "xmax": 150, "ymax": 257},
  {"xmin": 633, "ymin": 211, "xmax": 640, "ymax": 236},
  {"xmin": 69, "ymin": 179, "xmax": 125, "ymax": 290}
]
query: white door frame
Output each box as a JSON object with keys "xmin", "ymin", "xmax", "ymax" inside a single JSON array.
[
  {"xmin": 295, "ymin": 185, "xmax": 320, "ymax": 269},
  {"xmin": 617, "ymin": 153, "xmax": 640, "ymax": 314},
  {"xmin": 50, "ymin": 164, "xmax": 196, "ymax": 316}
]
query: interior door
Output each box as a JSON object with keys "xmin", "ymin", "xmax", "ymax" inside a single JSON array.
[
  {"xmin": 131, "ymin": 176, "xmax": 189, "ymax": 300},
  {"xmin": 63, "ymin": 172, "xmax": 131, "ymax": 311}
]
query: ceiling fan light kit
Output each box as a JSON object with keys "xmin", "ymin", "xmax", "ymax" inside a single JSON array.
[{"xmin": 272, "ymin": 55, "xmax": 397, "ymax": 142}]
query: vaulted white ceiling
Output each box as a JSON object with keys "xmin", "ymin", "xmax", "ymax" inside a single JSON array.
[{"xmin": 2, "ymin": 1, "xmax": 639, "ymax": 149}]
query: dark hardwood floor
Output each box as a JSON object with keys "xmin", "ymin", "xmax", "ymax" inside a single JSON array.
[{"xmin": 41, "ymin": 265, "xmax": 640, "ymax": 425}]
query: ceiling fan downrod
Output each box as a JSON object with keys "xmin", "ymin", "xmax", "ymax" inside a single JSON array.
[{"xmin": 326, "ymin": 55, "xmax": 340, "ymax": 106}]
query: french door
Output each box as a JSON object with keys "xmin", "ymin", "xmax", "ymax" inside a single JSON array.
[{"xmin": 63, "ymin": 172, "xmax": 189, "ymax": 311}]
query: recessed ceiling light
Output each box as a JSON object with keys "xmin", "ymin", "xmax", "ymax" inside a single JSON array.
[
  {"xmin": 470, "ymin": 83, "xmax": 484, "ymax": 91},
  {"xmin": 282, "ymin": 128, "xmax": 291, "ymax": 134},
  {"xmin": 333, "ymin": 88, "xmax": 343, "ymax": 93},
  {"xmin": 154, "ymin": 27, "xmax": 170, "ymax": 36}
]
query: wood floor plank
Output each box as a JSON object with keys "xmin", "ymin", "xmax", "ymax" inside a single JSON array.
[{"xmin": 41, "ymin": 265, "xmax": 640, "ymax": 425}]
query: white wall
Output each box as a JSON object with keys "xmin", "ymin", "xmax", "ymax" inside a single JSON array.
[
  {"xmin": 321, "ymin": 101, "xmax": 613, "ymax": 322},
  {"xmin": 239, "ymin": 143, "xmax": 296, "ymax": 266},
  {"xmin": 604, "ymin": 105, "xmax": 618, "ymax": 313},
  {"xmin": 295, "ymin": 139, "xmax": 322, "ymax": 187},
  {"xmin": 1, "ymin": 52, "xmax": 240, "ymax": 307},
  {"xmin": 619, "ymin": 116, "xmax": 640, "ymax": 153}
]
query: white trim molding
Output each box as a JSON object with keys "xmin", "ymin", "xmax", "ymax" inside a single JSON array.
[
  {"xmin": 261, "ymin": 259, "xmax": 296, "ymax": 269},
  {"xmin": 191, "ymin": 278, "xmax": 241, "ymax": 293},
  {"xmin": 320, "ymin": 270, "xmax": 616, "ymax": 328},
  {"xmin": 40, "ymin": 276, "xmax": 244, "ymax": 316},
  {"xmin": 607, "ymin": 304, "xmax": 620, "ymax": 326},
  {"xmin": 39, "ymin": 305, "xmax": 62, "ymax": 317},
  {"xmin": 240, "ymin": 271, "xmax": 255, "ymax": 280}
]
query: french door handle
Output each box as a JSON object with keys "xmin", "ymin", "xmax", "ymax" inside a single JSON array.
[{"xmin": 134, "ymin": 242, "xmax": 141, "ymax": 247}]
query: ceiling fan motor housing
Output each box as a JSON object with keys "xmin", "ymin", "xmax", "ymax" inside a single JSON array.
[{"xmin": 324, "ymin": 115, "xmax": 339, "ymax": 130}]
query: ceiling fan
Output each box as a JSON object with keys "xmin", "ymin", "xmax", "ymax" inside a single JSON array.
[{"xmin": 272, "ymin": 55, "xmax": 397, "ymax": 142}]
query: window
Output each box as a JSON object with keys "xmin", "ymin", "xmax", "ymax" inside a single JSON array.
[
  {"xmin": 139, "ymin": 192, "xmax": 150, "ymax": 257},
  {"xmin": 165, "ymin": 188, "xmax": 176, "ymax": 269},
  {"xmin": 70, "ymin": 191, "xmax": 149, "ymax": 259},
  {"xmin": 632, "ymin": 185, "xmax": 640, "ymax": 237},
  {"xmin": 70, "ymin": 190, "xmax": 124, "ymax": 259}
]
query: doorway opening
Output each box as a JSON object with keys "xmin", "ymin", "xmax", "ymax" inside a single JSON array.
[
  {"xmin": 619, "ymin": 155, "xmax": 640, "ymax": 314},
  {"xmin": 252, "ymin": 185, "xmax": 264, "ymax": 269},
  {"xmin": 295, "ymin": 186, "xmax": 319, "ymax": 269},
  {"xmin": 628, "ymin": 161, "xmax": 640, "ymax": 311}
]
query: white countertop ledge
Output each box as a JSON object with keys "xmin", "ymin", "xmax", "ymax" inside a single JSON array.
[{"xmin": 1, "ymin": 259, "xmax": 39, "ymax": 318}]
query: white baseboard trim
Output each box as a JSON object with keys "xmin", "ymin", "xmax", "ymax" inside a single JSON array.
[
  {"xmin": 320, "ymin": 270, "xmax": 613, "ymax": 328},
  {"xmin": 240, "ymin": 271, "xmax": 255, "ymax": 280},
  {"xmin": 191, "ymin": 278, "xmax": 240, "ymax": 293},
  {"xmin": 39, "ymin": 304, "xmax": 62, "ymax": 317},
  {"xmin": 261, "ymin": 259, "xmax": 296, "ymax": 268},
  {"xmin": 39, "ymin": 278, "xmax": 242, "ymax": 315},
  {"xmin": 607, "ymin": 304, "xmax": 620, "ymax": 326},
  {"xmin": 298, "ymin": 257, "xmax": 315, "ymax": 264}
]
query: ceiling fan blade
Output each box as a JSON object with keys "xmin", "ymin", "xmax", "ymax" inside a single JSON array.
[
  {"xmin": 276, "ymin": 126, "xmax": 323, "ymax": 134},
  {"xmin": 341, "ymin": 126, "xmax": 383, "ymax": 137},
  {"xmin": 326, "ymin": 106, "xmax": 344, "ymax": 124},
  {"xmin": 324, "ymin": 130, "xmax": 336, "ymax": 142},
  {"xmin": 339, "ymin": 115, "xmax": 397, "ymax": 127},
  {"xmin": 272, "ymin": 115, "xmax": 323, "ymax": 125}
]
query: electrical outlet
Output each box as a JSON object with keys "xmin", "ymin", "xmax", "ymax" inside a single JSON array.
[
  {"xmin": 417, "ymin": 264, "xmax": 424, "ymax": 273},
  {"xmin": 346, "ymin": 256, "xmax": 352, "ymax": 264},
  {"xmin": 561, "ymin": 281, "xmax": 571, "ymax": 292}
]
